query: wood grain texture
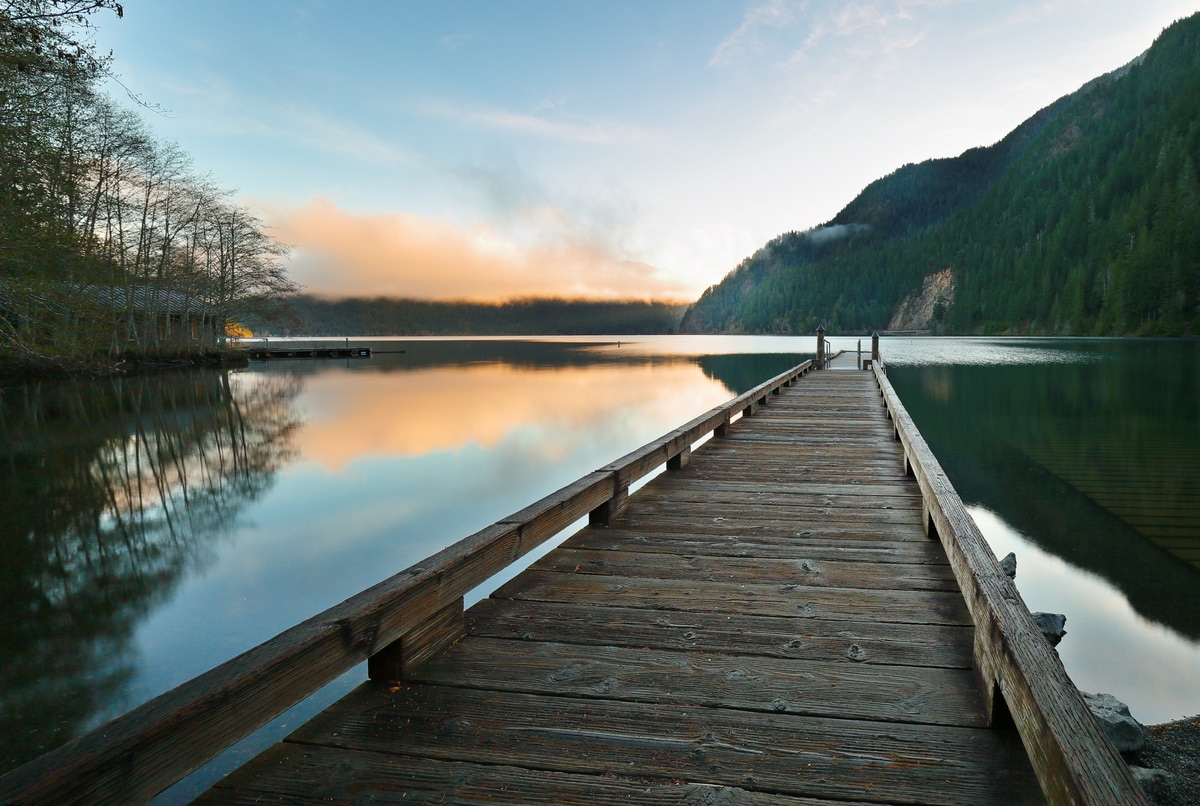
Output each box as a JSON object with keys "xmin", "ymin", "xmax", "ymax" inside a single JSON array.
[
  {"xmin": 408, "ymin": 637, "xmax": 988, "ymax": 726},
  {"xmin": 285, "ymin": 683, "xmax": 1042, "ymax": 806},
  {"xmin": 531, "ymin": 547, "xmax": 960, "ymax": 591},
  {"xmin": 196, "ymin": 744, "xmax": 869, "ymax": 806},
  {"xmin": 561, "ymin": 526, "xmax": 948, "ymax": 564},
  {"xmin": 494, "ymin": 568, "xmax": 974, "ymax": 625},
  {"xmin": 465, "ymin": 597, "xmax": 976, "ymax": 668}
]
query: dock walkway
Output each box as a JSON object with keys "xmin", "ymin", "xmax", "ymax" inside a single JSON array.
[
  {"xmin": 0, "ymin": 356, "xmax": 1147, "ymax": 805},
  {"xmin": 200, "ymin": 369, "xmax": 1039, "ymax": 804}
]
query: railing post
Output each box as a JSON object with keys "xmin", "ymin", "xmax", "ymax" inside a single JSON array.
[
  {"xmin": 589, "ymin": 476, "xmax": 629, "ymax": 526},
  {"xmin": 871, "ymin": 331, "xmax": 879, "ymax": 362},
  {"xmin": 368, "ymin": 598, "xmax": 465, "ymax": 681},
  {"xmin": 667, "ymin": 445, "xmax": 691, "ymax": 470},
  {"xmin": 815, "ymin": 325, "xmax": 825, "ymax": 369}
]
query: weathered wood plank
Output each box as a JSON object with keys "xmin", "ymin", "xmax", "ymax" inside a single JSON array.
[
  {"xmin": 494, "ymin": 569, "xmax": 974, "ymax": 625},
  {"xmin": 621, "ymin": 498, "xmax": 925, "ymax": 525},
  {"xmin": 636, "ymin": 487, "xmax": 924, "ymax": 510},
  {"xmin": 465, "ymin": 598, "xmax": 976, "ymax": 668},
  {"xmin": 688, "ymin": 456, "xmax": 906, "ymax": 473},
  {"xmin": 409, "ymin": 637, "xmax": 988, "ymax": 726},
  {"xmin": 286, "ymin": 683, "xmax": 1044, "ymax": 806},
  {"xmin": 646, "ymin": 478, "xmax": 923, "ymax": 499},
  {"xmin": 197, "ymin": 744, "xmax": 865, "ymax": 806},
  {"xmin": 531, "ymin": 548, "xmax": 960, "ymax": 592},
  {"xmin": 607, "ymin": 512, "xmax": 931, "ymax": 541},
  {"xmin": 562, "ymin": 527, "xmax": 949, "ymax": 564}
]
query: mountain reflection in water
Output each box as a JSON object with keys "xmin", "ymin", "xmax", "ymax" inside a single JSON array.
[{"xmin": 884, "ymin": 337, "xmax": 1200, "ymax": 723}]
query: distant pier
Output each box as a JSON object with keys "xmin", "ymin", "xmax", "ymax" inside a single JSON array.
[{"xmin": 243, "ymin": 341, "xmax": 371, "ymax": 360}]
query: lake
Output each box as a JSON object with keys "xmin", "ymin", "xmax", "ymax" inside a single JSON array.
[{"xmin": 1, "ymin": 335, "xmax": 1197, "ymax": 797}]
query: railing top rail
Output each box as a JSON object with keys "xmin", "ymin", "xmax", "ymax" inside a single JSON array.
[
  {"xmin": 0, "ymin": 358, "xmax": 814, "ymax": 806},
  {"xmin": 870, "ymin": 360, "xmax": 1147, "ymax": 805}
]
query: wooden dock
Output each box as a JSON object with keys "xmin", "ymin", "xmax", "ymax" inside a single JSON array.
[
  {"xmin": 244, "ymin": 343, "xmax": 371, "ymax": 360},
  {"xmin": 0, "ymin": 354, "xmax": 1148, "ymax": 805}
]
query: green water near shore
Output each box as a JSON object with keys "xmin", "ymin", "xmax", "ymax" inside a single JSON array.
[{"xmin": 880, "ymin": 337, "xmax": 1200, "ymax": 724}]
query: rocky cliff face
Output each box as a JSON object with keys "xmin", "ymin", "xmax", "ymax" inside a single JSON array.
[{"xmin": 888, "ymin": 268, "xmax": 955, "ymax": 332}]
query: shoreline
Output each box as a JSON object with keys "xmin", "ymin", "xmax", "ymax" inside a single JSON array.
[
  {"xmin": 1133, "ymin": 715, "xmax": 1200, "ymax": 803},
  {"xmin": 0, "ymin": 348, "xmax": 248, "ymax": 384}
]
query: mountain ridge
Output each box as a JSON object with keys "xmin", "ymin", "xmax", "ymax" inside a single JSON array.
[{"xmin": 681, "ymin": 16, "xmax": 1196, "ymax": 336}]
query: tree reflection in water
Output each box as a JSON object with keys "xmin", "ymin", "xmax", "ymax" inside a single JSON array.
[{"xmin": 0, "ymin": 369, "xmax": 300, "ymax": 773}]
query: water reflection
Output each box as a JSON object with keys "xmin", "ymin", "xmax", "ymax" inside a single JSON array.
[
  {"xmin": 886, "ymin": 338, "xmax": 1200, "ymax": 722},
  {"xmin": 0, "ymin": 338, "xmax": 806, "ymax": 778},
  {"xmin": 0, "ymin": 370, "xmax": 300, "ymax": 772},
  {"xmin": 970, "ymin": 507, "xmax": 1200, "ymax": 725},
  {"xmin": 291, "ymin": 351, "xmax": 808, "ymax": 470}
]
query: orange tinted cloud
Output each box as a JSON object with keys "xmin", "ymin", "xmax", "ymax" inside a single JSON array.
[{"xmin": 265, "ymin": 198, "xmax": 695, "ymax": 302}]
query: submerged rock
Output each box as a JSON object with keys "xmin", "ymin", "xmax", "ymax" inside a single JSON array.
[
  {"xmin": 1032, "ymin": 611, "xmax": 1067, "ymax": 646},
  {"xmin": 1084, "ymin": 691, "xmax": 1146, "ymax": 753}
]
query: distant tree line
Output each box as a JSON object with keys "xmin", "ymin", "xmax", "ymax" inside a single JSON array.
[
  {"xmin": 683, "ymin": 12, "xmax": 1200, "ymax": 337},
  {"xmin": 268, "ymin": 296, "xmax": 688, "ymax": 336},
  {"xmin": 0, "ymin": 1, "xmax": 296, "ymax": 373}
]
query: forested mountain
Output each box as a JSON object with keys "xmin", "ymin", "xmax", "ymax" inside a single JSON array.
[
  {"xmin": 275, "ymin": 296, "xmax": 687, "ymax": 336},
  {"xmin": 682, "ymin": 13, "xmax": 1200, "ymax": 336}
]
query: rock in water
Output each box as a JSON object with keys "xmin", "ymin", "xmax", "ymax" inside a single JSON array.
[
  {"xmin": 999, "ymin": 552, "xmax": 1017, "ymax": 579},
  {"xmin": 1032, "ymin": 611, "xmax": 1067, "ymax": 646},
  {"xmin": 1083, "ymin": 692, "xmax": 1146, "ymax": 753}
]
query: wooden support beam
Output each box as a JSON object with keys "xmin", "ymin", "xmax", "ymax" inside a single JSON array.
[
  {"xmin": 589, "ymin": 478, "xmax": 630, "ymax": 526},
  {"xmin": 368, "ymin": 598, "xmax": 464, "ymax": 681},
  {"xmin": 667, "ymin": 446, "xmax": 691, "ymax": 470}
]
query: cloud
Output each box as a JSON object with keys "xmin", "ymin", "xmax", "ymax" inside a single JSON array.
[
  {"xmin": 804, "ymin": 223, "xmax": 871, "ymax": 244},
  {"xmin": 156, "ymin": 76, "xmax": 409, "ymax": 166},
  {"xmin": 428, "ymin": 102, "xmax": 652, "ymax": 144},
  {"xmin": 263, "ymin": 198, "xmax": 696, "ymax": 302},
  {"xmin": 710, "ymin": 0, "xmax": 797, "ymax": 67},
  {"xmin": 439, "ymin": 32, "xmax": 475, "ymax": 51},
  {"xmin": 792, "ymin": 1, "xmax": 940, "ymax": 56}
]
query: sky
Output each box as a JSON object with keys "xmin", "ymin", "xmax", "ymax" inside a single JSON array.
[{"xmin": 94, "ymin": 1, "xmax": 1200, "ymax": 302}]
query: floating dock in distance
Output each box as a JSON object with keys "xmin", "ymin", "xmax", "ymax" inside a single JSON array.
[{"xmin": 245, "ymin": 346, "xmax": 371, "ymax": 360}]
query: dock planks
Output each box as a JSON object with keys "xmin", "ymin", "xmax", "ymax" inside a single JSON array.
[{"xmin": 199, "ymin": 369, "xmax": 1044, "ymax": 805}]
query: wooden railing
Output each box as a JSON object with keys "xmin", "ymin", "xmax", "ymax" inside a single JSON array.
[
  {"xmin": 0, "ymin": 360, "xmax": 815, "ymax": 806},
  {"xmin": 871, "ymin": 360, "xmax": 1148, "ymax": 805}
]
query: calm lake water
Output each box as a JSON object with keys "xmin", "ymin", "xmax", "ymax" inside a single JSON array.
[{"xmin": 1, "ymin": 335, "xmax": 1197, "ymax": 796}]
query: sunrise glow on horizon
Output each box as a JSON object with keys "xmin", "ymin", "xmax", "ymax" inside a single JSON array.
[{"xmin": 97, "ymin": 1, "xmax": 1199, "ymax": 302}]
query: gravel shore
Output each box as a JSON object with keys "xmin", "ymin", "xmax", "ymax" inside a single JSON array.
[{"xmin": 1130, "ymin": 716, "xmax": 1200, "ymax": 804}]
